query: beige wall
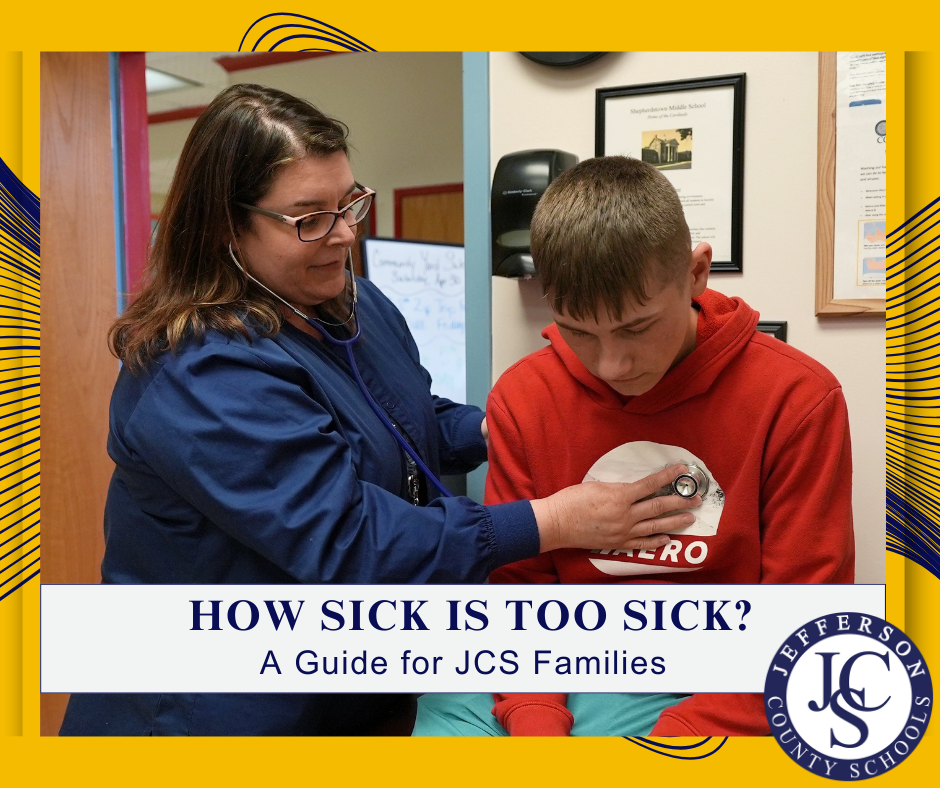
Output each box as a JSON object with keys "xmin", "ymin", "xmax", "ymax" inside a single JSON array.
[
  {"xmin": 149, "ymin": 52, "xmax": 464, "ymax": 236},
  {"xmin": 489, "ymin": 52, "xmax": 885, "ymax": 584}
]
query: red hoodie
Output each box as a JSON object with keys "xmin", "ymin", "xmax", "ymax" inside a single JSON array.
[{"xmin": 485, "ymin": 289, "xmax": 855, "ymax": 737}]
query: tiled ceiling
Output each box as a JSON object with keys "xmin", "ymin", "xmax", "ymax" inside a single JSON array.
[{"xmin": 146, "ymin": 52, "xmax": 254, "ymax": 113}]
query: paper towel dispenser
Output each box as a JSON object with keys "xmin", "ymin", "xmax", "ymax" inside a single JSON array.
[{"xmin": 491, "ymin": 149, "xmax": 578, "ymax": 278}]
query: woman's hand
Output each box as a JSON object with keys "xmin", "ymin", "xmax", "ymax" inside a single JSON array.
[{"xmin": 530, "ymin": 464, "xmax": 702, "ymax": 553}]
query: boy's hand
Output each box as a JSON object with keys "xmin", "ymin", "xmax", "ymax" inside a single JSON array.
[{"xmin": 531, "ymin": 464, "xmax": 703, "ymax": 553}]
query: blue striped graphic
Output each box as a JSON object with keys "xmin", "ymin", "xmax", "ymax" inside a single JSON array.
[
  {"xmin": 625, "ymin": 735, "xmax": 729, "ymax": 758},
  {"xmin": 886, "ymin": 195, "xmax": 940, "ymax": 579},
  {"xmin": 239, "ymin": 14, "xmax": 375, "ymax": 52},
  {"xmin": 0, "ymin": 153, "xmax": 40, "ymax": 602}
]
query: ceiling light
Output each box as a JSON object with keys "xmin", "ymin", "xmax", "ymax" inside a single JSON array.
[{"xmin": 145, "ymin": 67, "xmax": 199, "ymax": 94}]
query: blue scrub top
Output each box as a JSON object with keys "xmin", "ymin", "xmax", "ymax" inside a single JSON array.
[{"xmin": 60, "ymin": 279, "xmax": 538, "ymax": 736}]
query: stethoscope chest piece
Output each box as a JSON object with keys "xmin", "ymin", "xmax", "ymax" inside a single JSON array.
[
  {"xmin": 672, "ymin": 464, "xmax": 709, "ymax": 498},
  {"xmin": 641, "ymin": 462, "xmax": 710, "ymax": 501}
]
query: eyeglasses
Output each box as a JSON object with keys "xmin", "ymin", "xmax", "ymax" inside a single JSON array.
[{"xmin": 238, "ymin": 185, "xmax": 375, "ymax": 242}]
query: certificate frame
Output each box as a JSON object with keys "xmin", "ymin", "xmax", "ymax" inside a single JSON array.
[
  {"xmin": 596, "ymin": 73, "xmax": 746, "ymax": 273},
  {"xmin": 815, "ymin": 52, "xmax": 886, "ymax": 316}
]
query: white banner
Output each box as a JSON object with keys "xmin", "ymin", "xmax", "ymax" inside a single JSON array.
[{"xmin": 41, "ymin": 584, "xmax": 884, "ymax": 694}]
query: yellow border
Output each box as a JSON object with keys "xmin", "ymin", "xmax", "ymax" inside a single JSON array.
[
  {"xmin": 2, "ymin": 3, "xmax": 933, "ymax": 785},
  {"xmin": 899, "ymin": 50, "xmax": 940, "ymax": 688}
]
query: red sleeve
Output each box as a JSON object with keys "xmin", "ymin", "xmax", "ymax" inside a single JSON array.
[
  {"xmin": 485, "ymin": 392, "xmax": 560, "ymax": 586},
  {"xmin": 492, "ymin": 694, "xmax": 573, "ymax": 736},
  {"xmin": 483, "ymin": 393, "xmax": 538, "ymax": 505},
  {"xmin": 652, "ymin": 388, "xmax": 855, "ymax": 736},
  {"xmin": 484, "ymin": 388, "xmax": 569, "ymax": 734}
]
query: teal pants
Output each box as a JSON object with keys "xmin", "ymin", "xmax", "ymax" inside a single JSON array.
[{"xmin": 413, "ymin": 692, "xmax": 685, "ymax": 737}]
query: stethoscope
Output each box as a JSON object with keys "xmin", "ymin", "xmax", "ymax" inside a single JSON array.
[
  {"xmin": 228, "ymin": 242, "xmax": 454, "ymax": 501},
  {"xmin": 641, "ymin": 463, "xmax": 710, "ymax": 501}
]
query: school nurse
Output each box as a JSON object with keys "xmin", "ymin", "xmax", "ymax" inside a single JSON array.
[{"xmin": 58, "ymin": 84, "xmax": 699, "ymax": 736}]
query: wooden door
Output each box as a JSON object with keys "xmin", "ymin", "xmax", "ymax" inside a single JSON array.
[
  {"xmin": 395, "ymin": 184, "xmax": 464, "ymax": 244},
  {"xmin": 40, "ymin": 51, "xmax": 120, "ymax": 736}
]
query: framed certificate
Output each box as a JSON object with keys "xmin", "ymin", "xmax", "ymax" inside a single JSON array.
[{"xmin": 596, "ymin": 74, "xmax": 746, "ymax": 272}]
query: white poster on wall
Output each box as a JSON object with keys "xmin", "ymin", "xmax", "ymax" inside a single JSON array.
[
  {"xmin": 833, "ymin": 52, "xmax": 886, "ymax": 301},
  {"xmin": 362, "ymin": 237, "xmax": 466, "ymax": 403}
]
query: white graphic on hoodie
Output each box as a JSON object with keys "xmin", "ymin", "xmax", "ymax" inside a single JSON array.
[{"xmin": 582, "ymin": 441, "xmax": 725, "ymax": 577}]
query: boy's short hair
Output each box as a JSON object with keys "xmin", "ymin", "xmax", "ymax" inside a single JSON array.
[{"xmin": 531, "ymin": 156, "xmax": 692, "ymax": 320}]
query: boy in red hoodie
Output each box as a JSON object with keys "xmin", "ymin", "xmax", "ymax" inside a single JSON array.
[{"xmin": 413, "ymin": 156, "xmax": 854, "ymax": 737}]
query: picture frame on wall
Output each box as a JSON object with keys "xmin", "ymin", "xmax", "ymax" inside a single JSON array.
[
  {"xmin": 756, "ymin": 320, "xmax": 788, "ymax": 342},
  {"xmin": 596, "ymin": 74, "xmax": 746, "ymax": 273},
  {"xmin": 814, "ymin": 52, "xmax": 886, "ymax": 316}
]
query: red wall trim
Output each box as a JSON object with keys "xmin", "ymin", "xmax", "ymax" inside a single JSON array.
[
  {"xmin": 148, "ymin": 105, "xmax": 208, "ymax": 125},
  {"xmin": 216, "ymin": 52, "xmax": 343, "ymax": 73},
  {"xmin": 119, "ymin": 52, "xmax": 151, "ymax": 299},
  {"xmin": 393, "ymin": 183, "xmax": 463, "ymax": 238}
]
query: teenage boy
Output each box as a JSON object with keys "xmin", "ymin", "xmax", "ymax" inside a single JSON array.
[{"xmin": 413, "ymin": 156, "xmax": 854, "ymax": 737}]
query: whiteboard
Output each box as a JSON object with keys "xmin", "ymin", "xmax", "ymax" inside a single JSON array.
[{"xmin": 362, "ymin": 237, "xmax": 466, "ymax": 403}]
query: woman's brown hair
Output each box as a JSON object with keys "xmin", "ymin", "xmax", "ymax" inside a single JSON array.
[{"xmin": 109, "ymin": 83, "xmax": 349, "ymax": 372}]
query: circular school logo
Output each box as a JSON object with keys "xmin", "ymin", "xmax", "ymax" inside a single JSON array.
[{"xmin": 764, "ymin": 612, "xmax": 932, "ymax": 781}]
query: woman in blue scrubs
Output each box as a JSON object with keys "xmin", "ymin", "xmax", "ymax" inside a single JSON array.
[{"xmin": 59, "ymin": 84, "xmax": 699, "ymax": 736}]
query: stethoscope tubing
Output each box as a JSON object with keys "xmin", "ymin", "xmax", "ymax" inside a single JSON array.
[
  {"xmin": 227, "ymin": 242, "xmax": 454, "ymax": 501},
  {"xmin": 331, "ymin": 336, "xmax": 453, "ymax": 500}
]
